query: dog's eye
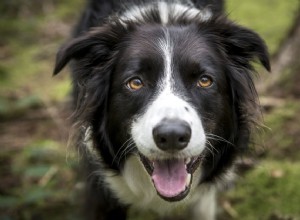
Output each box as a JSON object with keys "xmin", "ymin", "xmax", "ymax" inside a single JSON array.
[
  {"xmin": 197, "ymin": 75, "xmax": 213, "ymax": 88},
  {"xmin": 127, "ymin": 78, "xmax": 144, "ymax": 91}
]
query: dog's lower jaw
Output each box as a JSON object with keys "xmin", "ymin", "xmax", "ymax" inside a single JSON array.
[{"xmin": 102, "ymin": 155, "xmax": 216, "ymax": 219}]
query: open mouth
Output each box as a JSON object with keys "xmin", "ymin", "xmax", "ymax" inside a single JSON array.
[{"xmin": 139, "ymin": 154, "xmax": 203, "ymax": 202}]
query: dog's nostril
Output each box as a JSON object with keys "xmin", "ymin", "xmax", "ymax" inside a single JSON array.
[
  {"xmin": 178, "ymin": 137, "xmax": 187, "ymax": 143},
  {"xmin": 160, "ymin": 137, "xmax": 167, "ymax": 143},
  {"xmin": 153, "ymin": 119, "xmax": 191, "ymax": 152}
]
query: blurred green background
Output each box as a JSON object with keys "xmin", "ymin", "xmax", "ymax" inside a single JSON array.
[{"xmin": 0, "ymin": 0, "xmax": 300, "ymax": 219}]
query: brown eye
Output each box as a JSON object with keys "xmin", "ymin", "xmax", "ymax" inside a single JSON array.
[
  {"xmin": 127, "ymin": 78, "xmax": 144, "ymax": 91},
  {"xmin": 197, "ymin": 75, "xmax": 213, "ymax": 88}
]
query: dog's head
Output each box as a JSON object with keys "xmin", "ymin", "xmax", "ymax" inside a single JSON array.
[{"xmin": 54, "ymin": 4, "xmax": 270, "ymax": 202}]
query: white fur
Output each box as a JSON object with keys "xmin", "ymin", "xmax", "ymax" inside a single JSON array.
[
  {"xmin": 119, "ymin": 2, "xmax": 212, "ymax": 26},
  {"xmin": 158, "ymin": 1, "xmax": 169, "ymax": 24},
  {"xmin": 158, "ymin": 29, "xmax": 173, "ymax": 89},
  {"xmin": 172, "ymin": 3, "xmax": 212, "ymax": 21},
  {"xmin": 103, "ymin": 155, "xmax": 217, "ymax": 219},
  {"xmin": 192, "ymin": 186, "xmax": 217, "ymax": 220}
]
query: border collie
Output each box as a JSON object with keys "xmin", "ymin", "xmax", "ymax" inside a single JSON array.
[{"xmin": 54, "ymin": 0, "xmax": 270, "ymax": 219}]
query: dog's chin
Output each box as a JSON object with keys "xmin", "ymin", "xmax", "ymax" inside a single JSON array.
[{"xmin": 139, "ymin": 153, "xmax": 203, "ymax": 202}]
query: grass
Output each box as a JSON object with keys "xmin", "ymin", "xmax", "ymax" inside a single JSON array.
[
  {"xmin": 0, "ymin": 2, "xmax": 82, "ymax": 219},
  {"xmin": 263, "ymin": 101, "xmax": 300, "ymax": 161},
  {"xmin": 225, "ymin": 99, "xmax": 300, "ymax": 219},
  {"xmin": 228, "ymin": 160, "xmax": 300, "ymax": 219},
  {"xmin": 0, "ymin": 140, "xmax": 81, "ymax": 220},
  {"xmin": 0, "ymin": 0, "xmax": 82, "ymax": 103}
]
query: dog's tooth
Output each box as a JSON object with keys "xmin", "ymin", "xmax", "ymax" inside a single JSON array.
[
  {"xmin": 186, "ymin": 173, "xmax": 191, "ymax": 186},
  {"xmin": 185, "ymin": 158, "xmax": 191, "ymax": 164}
]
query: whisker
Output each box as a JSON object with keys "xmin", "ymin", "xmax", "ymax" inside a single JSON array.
[
  {"xmin": 112, "ymin": 137, "xmax": 134, "ymax": 164},
  {"xmin": 206, "ymin": 139, "xmax": 219, "ymax": 154},
  {"xmin": 117, "ymin": 142, "xmax": 136, "ymax": 165},
  {"xmin": 206, "ymin": 133, "xmax": 234, "ymax": 146},
  {"xmin": 205, "ymin": 140, "xmax": 215, "ymax": 167}
]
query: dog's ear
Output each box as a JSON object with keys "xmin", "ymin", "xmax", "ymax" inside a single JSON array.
[
  {"xmin": 53, "ymin": 35, "xmax": 98, "ymax": 75},
  {"xmin": 53, "ymin": 25, "xmax": 125, "ymax": 75},
  {"xmin": 220, "ymin": 21, "xmax": 271, "ymax": 72},
  {"xmin": 217, "ymin": 21, "xmax": 271, "ymax": 150}
]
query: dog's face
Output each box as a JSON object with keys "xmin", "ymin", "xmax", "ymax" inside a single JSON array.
[
  {"xmin": 54, "ymin": 13, "xmax": 270, "ymax": 202},
  {"xmin": 107, "ymin": 25, "xmax": 236, "ymax": 200}
]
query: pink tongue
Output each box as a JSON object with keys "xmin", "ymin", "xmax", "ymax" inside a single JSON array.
[{"xmin": 152, "ymin": 159, "xmax": 188, "ymax": 198}]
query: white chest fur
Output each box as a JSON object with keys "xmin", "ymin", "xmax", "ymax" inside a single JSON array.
[{"xmin": 103, "ymin": 155, "xmax": 216, "ymax": 219}]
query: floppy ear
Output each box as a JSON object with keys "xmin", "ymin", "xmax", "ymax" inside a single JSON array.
[
  {"xmin": 53, "ymin": 35, "xmax": 100, "ymax": 75},
  {"xmin": 220, "ymin": 22, "xmax": 271, "ymax": 72},
  {"xmin": 53, "ymin": 24, "xmax": 126, "ymax": 75},
  {"xmin": 215, "ymin": 21, "xmax": 271, "ymax": 150}
]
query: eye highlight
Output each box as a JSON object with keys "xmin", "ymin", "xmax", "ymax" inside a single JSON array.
[
  {"xmin": 127, "ymin": 78, "xmax": 144, "ymax": 91},
  {"xmin": 197, "ymin": 75, "xmax": 213, "ymax": 88}
]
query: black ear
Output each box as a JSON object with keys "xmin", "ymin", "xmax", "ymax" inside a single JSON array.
[
  {"xmin": 53, "ymin": 34, "xmax": 100, "ymax": 75},
  {"xmin": 221, "ymin": 22, "xmax": 271, "ymax": 72},
  {"xmin": 53, "ymin": 23, "xmax": 125, "ymax": 76}
]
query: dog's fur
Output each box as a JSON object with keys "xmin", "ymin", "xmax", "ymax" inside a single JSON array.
[{"xmin": 54, "ymin": 0, "xmax": 270, "ymax": 219}]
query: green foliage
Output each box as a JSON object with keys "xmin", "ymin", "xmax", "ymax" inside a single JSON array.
[
  {"xmin": 262, "ymin": 101, "xmax": 300, "ymax": 160},
  {"xmin": 228, "ymin": 161, "xmax": 300, "ymax": 219},
  {"xmin": 0, "ymin": 0, "xmax": 80, "ymax": 106},
  {"xmin": 0, "ymin": 140, "xmax": 80, "ymax": 220},
  {"xmin": 0, "ymin": 95, "xmax": 42, "ymax": 119}
]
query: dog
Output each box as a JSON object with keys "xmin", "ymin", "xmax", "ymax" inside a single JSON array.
[{"xmin": 54, "ymin": 0, "xmax": 270, "ymax": 219}]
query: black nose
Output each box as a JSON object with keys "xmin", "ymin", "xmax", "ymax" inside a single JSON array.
[{"xmin": 153, "ymin": 119, "xmax": 191, "ymax": 152}]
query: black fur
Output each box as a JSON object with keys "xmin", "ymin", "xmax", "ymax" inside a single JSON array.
[{"xmin": 54, "ymin": 0, "xmax": 270, "ymax": 219}]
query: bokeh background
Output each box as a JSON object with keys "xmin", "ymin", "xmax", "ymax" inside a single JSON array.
[{"xmin": 0, "ymin": 0, "xmax": 300, "ymax": 219}]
